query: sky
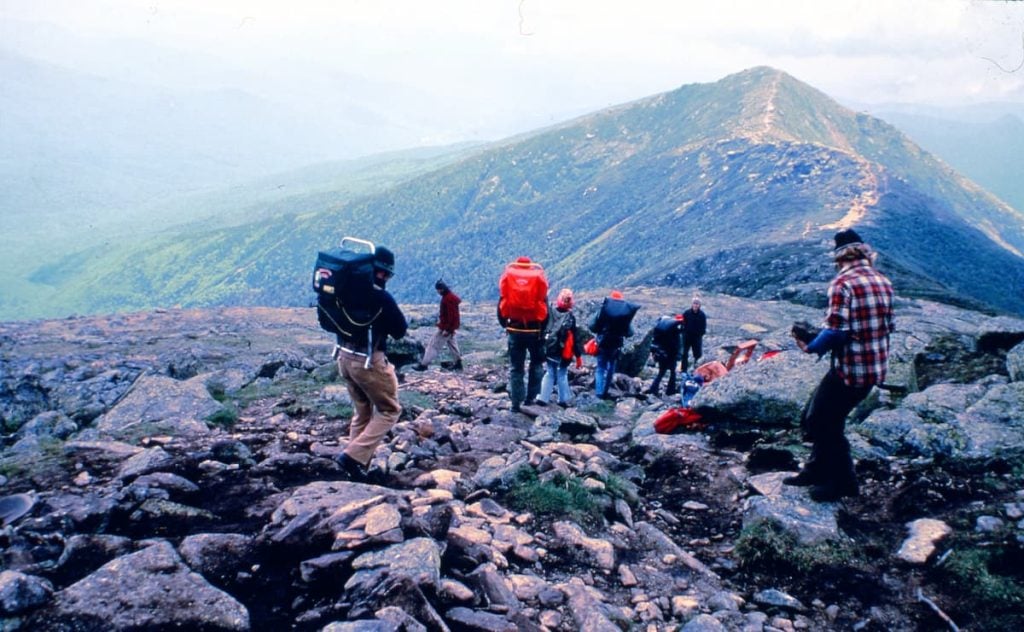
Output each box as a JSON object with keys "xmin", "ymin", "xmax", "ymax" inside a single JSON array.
[{"xmin": 3, "ymin": 0, "xmax": 1024, "ymax": 147}]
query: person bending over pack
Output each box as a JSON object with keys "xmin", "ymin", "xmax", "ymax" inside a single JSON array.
[
  {"xmin": 538, "ymin": 288, "xmax": 584, "ymax": 407},
  {"xmin": 497, "ymin": 256, "xmax": 550, "ymax": 413},
  {"xmin": 681, "ymin": 297, "xmax": 707, "ymax": 372},
  {"xmin": 647, "ymin": 314, "xmax": 683, "ymax": 396},
  {"xmin": 334, "ymin": 247, "xmax": 408, "ymax": 482},
  {"xmin": 414, "ymin": 279, "xmax": 462, "ymax": 371},
  {"xmin": 589, "ymin": 290, "xmax": 639, "ymax": 400},
  {"xmin": 786, "ymin": 229, "xmax": 894, "ymax": 502}
]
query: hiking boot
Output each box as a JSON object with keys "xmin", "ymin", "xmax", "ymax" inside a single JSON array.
[
  {"xmin": 782, "ymin": 470, "xmax": 819, "ymax": 487},
  {"xmin": 809, "ymin": 480, "xmax": 859, "ymax": 503},
  {"xmin": 411, "ymin": 363, "xmax": 428, "ymax": 371},
  {"xmin": 451, "ymin": 360, "xmax": 463, "ymax": 371},
  {"xmin": 336, "ymin": 453, "xmax": 368, "ymax": 482},
  {"xmin": 666, "ymin": 387, "xmax": 679, "ymax": 396}
]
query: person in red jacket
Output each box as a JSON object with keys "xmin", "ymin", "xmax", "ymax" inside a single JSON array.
[{"xmin": 415, "ymin": 279, "xmax": 463, "ymax": 370}]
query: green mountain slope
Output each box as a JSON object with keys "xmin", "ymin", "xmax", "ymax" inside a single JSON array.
[{"xmin": 23, "ymin": 67, "xmax": 1024, "ymax": 319}]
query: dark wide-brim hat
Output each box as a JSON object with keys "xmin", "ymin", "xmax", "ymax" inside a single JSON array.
[
  {"xmin": 374, "ymin": 246, "xmax": 396, "ymax": 275},
  {"xmin": 833, "ymin": 229, "xmax": 864, "ymax": 253}
]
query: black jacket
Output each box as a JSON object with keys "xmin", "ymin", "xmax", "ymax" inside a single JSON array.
[
  {"xmin": 335, "ymin": 286, "xmax": 407, "ymax": 353},
  {"xmin": 683, "ymin": 309, "xmax": 706, "ymax": 339}
]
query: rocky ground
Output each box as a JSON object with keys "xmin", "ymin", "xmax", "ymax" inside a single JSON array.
[{"xmin": 1, "ymin": 287, "xmax": 1023, "ymax": 631}]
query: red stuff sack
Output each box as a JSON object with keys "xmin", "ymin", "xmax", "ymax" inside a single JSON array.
[{"xmin": 654, "ymin": 407, "xmax": 706, "ymax": 434}]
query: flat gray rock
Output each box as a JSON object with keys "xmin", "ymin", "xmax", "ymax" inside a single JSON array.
[
  {"xmin": 96, "ymin": 374, "xmax": 222, "ymax": 440},
  {"xmin": 32, "ymin": 540, "xmax": 249, "ymax": 631},
  {"xmin": 743, "ymin": 472, "xmax": 841, "ymax": 545}
]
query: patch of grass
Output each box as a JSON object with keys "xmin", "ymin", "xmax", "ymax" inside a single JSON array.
[
  {"xmin": 577, "ymin": 399, "xmax": 616, "ymax": 415},
  {"xmin": 938, "ymin": 542, "xmax": 1024, "ymax": 627},
  {"xmin": 735, "ymin": 520, "xmax": 857, "ymax": 574},
  {"xmin": 207, "ymin": 383, "xmax": 228, "ymax": 403},
  {"xmin": 399, "ymin": 390, "xmax": 436, "ymax": 411},
  {"xmin": 235, "ymin": 376, "xmax": 324, "ymax": 408},
  {"xmin": 206, "ymin": 406, "xmax": 239, "ymax": 429},
  {"xmin": 505, "ymin": 466, "xmax": 600, "ymax": 523},
  {"xmin": 599, "ymin": 473, "xmax": 640, "ymax": 505}
]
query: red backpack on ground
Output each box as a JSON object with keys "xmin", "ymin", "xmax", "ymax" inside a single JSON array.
[
  {"xmin": 654, "ymin": 407, "xmax": 706, "ymax": 433},
  {"xmin": 498, "ymin": 257, "xmax": 548, "ymax": 324}
]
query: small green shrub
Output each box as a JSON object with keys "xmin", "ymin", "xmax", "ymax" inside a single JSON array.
[
  {"xmin": 599, "ymin": 473, "xmax": 639, "ymax": 504},
  {"xmin": 206, "ymin": 406, "xmax": 239, "ymax": 429},
  {"xmin": 940, "ymin": 545, "xmax": 1024, "ymax": 621},
  {"xmin": 206, "ymin": 383, "xmax": 228, "ymax": 403},
  {"xmin": 506, "ymin": 466, "xmax": 600, "ymax": 522},
  {"xmin": 735, "ymin": 520, "xmax": 856, "ymax": 574}
]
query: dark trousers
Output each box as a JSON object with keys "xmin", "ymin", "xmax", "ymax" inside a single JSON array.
[
  {"xmin": 508, "ymin": 332, "xmax": 545, "ymax": 409},
  {"xmin": 681, "ymin": 336, "xmax": 703, "ymax": 371},
  {"xmin": 802, "ymin": 368, "xmax": 871, "ymax": 487},
  {"xmin": 650, "ymin": 353, "xmax": 678, "ymax": 394}
]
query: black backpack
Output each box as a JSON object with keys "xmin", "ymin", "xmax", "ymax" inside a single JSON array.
[
  {"xmin": 312, "ymin": 237, "xmax": 382, "ymax": 345},
  {"xmin": 544, "ymin": 310, "xmax": 574, "ymax": 357}
]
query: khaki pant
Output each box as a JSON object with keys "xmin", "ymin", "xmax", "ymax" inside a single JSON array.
[
  {"xmin": 337, "ymin": 350, "xmax": 401, "ymax": 466},
  {"xmin": 421, "ymin": 329, "xmax": 461, "ymax": 366}
]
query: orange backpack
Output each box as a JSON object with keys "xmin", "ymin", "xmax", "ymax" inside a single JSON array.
[{"xmin": 499, "ymin": 259, "xmax": 549, "ymax": 324}]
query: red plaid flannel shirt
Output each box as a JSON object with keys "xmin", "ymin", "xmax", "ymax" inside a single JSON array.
[{"xmin": 824, "ymin": 260, "xmax": 894, "ymax": 388}]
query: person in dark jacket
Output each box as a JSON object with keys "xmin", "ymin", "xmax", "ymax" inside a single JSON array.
[
  {"xmin": 538, "ymin": 288, "xmax": 584, "ymax": 406},
  {"xmin": 589, "ymin": 290, "xmax": 639, "ymax": 400},
  {"xmin": 415, "ymin": 279, "xmax": 462, "ymax": 370},
  {"xmin": 647, "ymin": 314, "xmax": 683, "ymax": 396},
  {"xmin": 334, "ymin": 246, "xmax": 408, "ymax": 481},
  {"xmin": 681, "ymin": 297, "xmax": 707, "ymax": 372},
  {"xmin": 785, "ymin": 229, "xmax": 894, "ymax": 502}
]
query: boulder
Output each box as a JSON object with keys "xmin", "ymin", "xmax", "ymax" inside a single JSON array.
[
  {"xmin": 32, "ymin": 541, "xmax": 249, "ymax": 631},
  {"xmin": 95, "ymin": 374, "xmax": 222, "ymax": 441},
  {"xmin": 0, "ymin": 570, "xmax": 53, "ymax": 615},
  {"xmin": 1008, "ymin": 340, "xmax": 1024, "ymax": 382},
  {"xmin": 692, "ymin": 351, "xmax": 818, "ymax": 426},
  {"xmin": 179, "ymin": 533, "xmax": 254, "ymax": 583}
]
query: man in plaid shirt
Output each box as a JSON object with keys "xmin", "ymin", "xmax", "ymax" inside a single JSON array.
[{"xmin": 786, "ymin": 229, "xmax": 894, "ymax": 502}]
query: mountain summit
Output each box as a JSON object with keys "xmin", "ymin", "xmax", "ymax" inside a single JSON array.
[{"xmin": 29, "ymin": 67, "xmax": 1024, "ymax": 317}]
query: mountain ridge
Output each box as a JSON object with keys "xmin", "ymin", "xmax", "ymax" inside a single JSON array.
[{"xmin": 12, "ymin": 66, "xmax": 1024, "ymax": 319}]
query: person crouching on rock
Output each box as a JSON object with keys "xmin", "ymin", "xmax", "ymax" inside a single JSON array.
[
  {"xmin": 334, "ymin": 246, "xmax": 408, "ymax": 482},
  {"xmin": 786, "ymin": 229, "xmax": 894, "ymax": 502}
]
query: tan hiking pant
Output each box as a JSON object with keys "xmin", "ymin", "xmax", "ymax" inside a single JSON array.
[
  {"xmin": 337, "ymin": 350, "xmax": 401, "ymax": 466},
  {"xmin": 420, "ymin": 329, "xmax": 461, "ymax": 366}
]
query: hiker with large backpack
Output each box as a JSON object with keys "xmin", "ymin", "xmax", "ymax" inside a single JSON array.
[
  {"xmin": 497, "ymin": 256, "xmax": 549, "ymax": 413},
  {"xmin": 538, "ymin": 288, "xmax": 584, "ymax": 407},
  {"xmin": 646, "ymin": 314, "xmax": 684, "ymax": 396},
  {"xmin": 413, "ymin": 279, "xmax": 462, "ymax": 371},
  {"xmin": 311, "ymin": 238, "xmax": 408, "ymax": 481},
  {"xmin": 588, "ymin": 290, "xmax": 640, "ymax": 400}
]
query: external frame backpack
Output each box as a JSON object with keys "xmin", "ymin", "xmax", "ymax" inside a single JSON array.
[
  {"xmin": 311, "ymin": 237, "xmax": 382, "ymax": 347},
  {"xmin": 498, "ymin": 259, "xmax": 548, "ymax": 325}
]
